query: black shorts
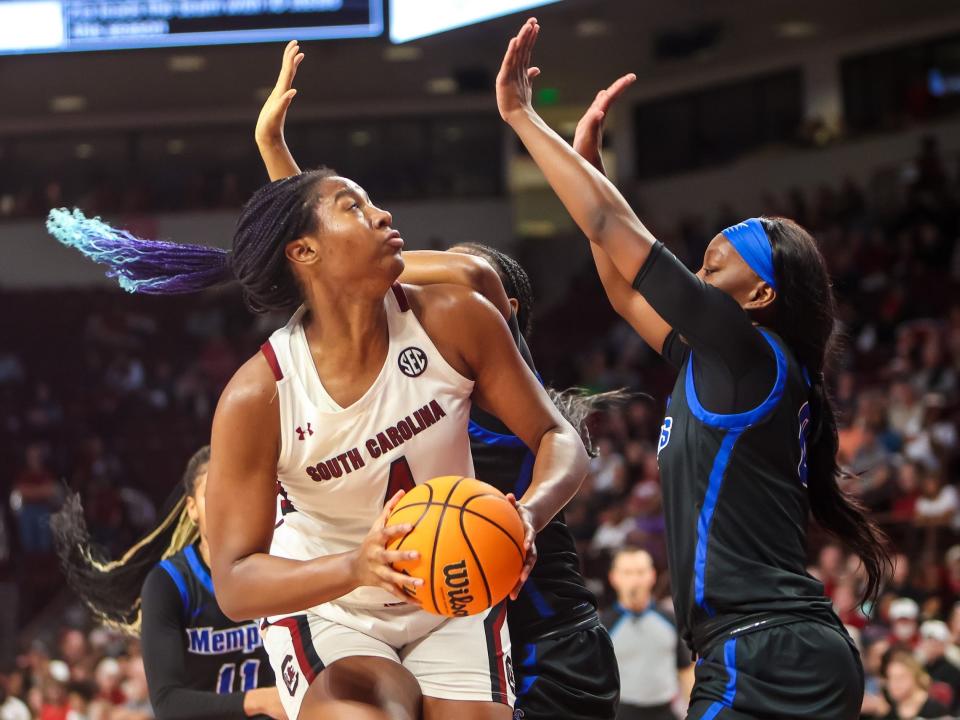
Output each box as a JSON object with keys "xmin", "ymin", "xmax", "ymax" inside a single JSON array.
[
  {"xmin": 686, "ymin": 620, "xmax": 863, "ymax": 720},
  {"xmin": 512, "ymin": 620, "xmax": 620, "ymax": 720},
  {"xmin": 617, "ymin": 702, "xmax": 675, "ymax": 720}
]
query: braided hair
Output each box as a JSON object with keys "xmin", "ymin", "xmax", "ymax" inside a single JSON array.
[
  {"xmin": 450, "ymin": 242, "xmax": 628, "ymax": 453},
  {"xmin": 46, "ymin": 168, "xmax": 336, "ymax": 313},
  {"xmin": 450, "ymin": 242, "xmax": 535, "ymax": 339},
  {"xmin": 52, "ymin": 447, "xmax": 210, "ymax": 635}
]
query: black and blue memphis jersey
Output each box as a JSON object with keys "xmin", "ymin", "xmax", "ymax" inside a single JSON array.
[
  {"xmin": 656, "ymin": 328, "xmax": 833, "ymax": 650},
  {"xmin": 140, "ymin": 542, "xmax": 274, "ymax": 719}
]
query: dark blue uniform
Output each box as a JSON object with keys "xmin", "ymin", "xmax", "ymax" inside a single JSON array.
[
  {"xmin": 634, "ymin": 243, "xmax": 862, "ymax": 720},
  {"xmin": 140, "ymin": 543, "xmax": 275, "ymax": 720},
  {"xmin": 469, "ymin": 312, "xmax": 619, "ymax": 720}
]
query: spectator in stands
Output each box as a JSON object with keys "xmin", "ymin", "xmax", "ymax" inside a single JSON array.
[
  {"xmin": 112, "ymin": 656, "xmax": 151, "ymax": 720},
  {"xmin": 588, "ymin": 437, "xmax": 627, "ymax": 498},
  {"xmin": 93, "ymin": 659, "xmax": 124, "ymax": 707},
  {"xmin": 914, "ymin": 471, "xmax": 959, "ymax": 530},
  {"xmin": 892, "ymin": 460, "xmax": 924, "ymax": 522},
  {"xmin": 888, "ymin": 554, "xmax": 926, "ymax": 605},
  {"xmin": 602, "ymin": 547, "xmax": 693, "ymax": 720},
  {"xmin": 873, "ymin": 651, "xmax": 952, "ymax": 719},
  {"xmin": 0, "ymin": 504, "xmax": 16, "ymax": 670},
  {"xmin": 904, "ymin": 394, "xmax": 958, "ymax": 471},
  {"xmin": 890, "ymin": 598, "xmax": 922, "ymax": 650},
  {"xmin": 590, "ymin": 504, "xmax": 635, "ymax": 554},
  {"xmin": 0, "ymin": 669, "xmax": 30, "ymax": 720},
  {"xmin": 12, "ymin": 444, "xmax": 58, "ymax": 554},
  {"xmin": 834, "ymin": 578, "xmax": 869, "ymax": 631},
  {"xmin": 889, "ymin": 379, "xmax": 925, "ymax": 440},
  {"xmin": 863, "ymin": 638, "xmax": 892, "ymax": 700},
  {"xmin": 915, "ymin": 334, "xmax": 956, "ymax": 399},
  {"xmin": 941, "ymin": 547, "xmax": 960, "ymax": 611},
  {"xmin": 918, "ymin": 620, "xmax": 960, "ymax": 713},
  {"xmin": 811, "ymin": 542, "xmax": 846, "ymax": 597},
  {"xmin": 39, "ymin": 661, "xmax": 71, "ymax": 720}
]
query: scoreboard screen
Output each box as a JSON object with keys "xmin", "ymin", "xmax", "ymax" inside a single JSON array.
[
  {"xmin": 389, "ymin": 0, "xmax": 560, "ymax": 44},
  {"xmin": 0, "ymin": 0, "xmax": 382, "ymax": 54}
]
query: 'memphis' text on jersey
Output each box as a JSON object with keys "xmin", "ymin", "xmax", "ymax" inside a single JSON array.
[
  {"xmin": 304, "ymin": 399, "xmax": 447, "ymax": 482},
  {"xmin": 187, "ymin": 623, "xmax": 262, "ymax": 655}
]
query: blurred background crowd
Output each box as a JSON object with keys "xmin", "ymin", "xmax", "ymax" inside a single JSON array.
[
  {"xmin": 5, "ymin": 1, "xmax": 960, "ymax": 718},
  {"xmin": 2, "ymin": 133, "xmax": 960, "ymax": 718}
]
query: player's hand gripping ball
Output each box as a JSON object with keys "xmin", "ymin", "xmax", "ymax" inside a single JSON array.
[{"xmin": 385, "ymin": 476, "xmax": 525, "ymax": 616}]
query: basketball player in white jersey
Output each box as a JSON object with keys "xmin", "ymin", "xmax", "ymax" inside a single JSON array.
[
  {"xmin": 201, "ymin": 166, "xmax": 589, "ymax": 720},
  {"xmin": 47, "ymin": 42, "xmax": 586, "ymax": 720}
]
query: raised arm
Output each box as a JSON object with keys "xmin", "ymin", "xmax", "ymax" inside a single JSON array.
[
  {"xmin": 570, "ymin": 75, "xmax": 672, "ymax": 355},
  {"xmin": 399, "ymin": 251, "xmax": 512, "ymax": 320},
  {"xmin": 205, "ymin": 355, "xmax": 421, "ymax": 620},
  {"xmin": 255, "ymin": 40, "xmax": 304, "ymax": 181},
  {"xmin": 496, "ymin": 19, "xmax": 657, "ymax": 286},
  {"xmin": 495, "ymin": 19, "xmax": 771, "ymax": 372}
]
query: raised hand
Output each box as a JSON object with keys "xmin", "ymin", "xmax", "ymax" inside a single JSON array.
[
  {"xmin": 255, "ymin": 40, "xmax": 304, "ymax": 148},
  {"xmin": 572, "ymin": 73, "xmax": 636, "ymax": 173},
  {"xmin": 495, "ymin": 17, "xmax": 542, "ymax": 123}
]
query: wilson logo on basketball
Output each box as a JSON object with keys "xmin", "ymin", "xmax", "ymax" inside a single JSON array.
[
  {"xmin": 442, "ymin": 559, "xmax": 473, "ymax": 617},
  {"xmin": 398, "ymin": 347, "xmax": 428, "ymax": 378}
]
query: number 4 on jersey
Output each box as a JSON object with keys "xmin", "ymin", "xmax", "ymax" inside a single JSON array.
[{"xmin": 384, "ymin": 456, "xmax": 416, "ymax": 506}]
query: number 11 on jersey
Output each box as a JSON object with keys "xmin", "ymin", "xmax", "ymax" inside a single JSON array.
[{"xmin": 217, "ymin": 659, "xmax": 260, "ymax": 694}]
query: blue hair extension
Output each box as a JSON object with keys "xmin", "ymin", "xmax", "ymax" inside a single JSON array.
[{"xmin": 46, "ymin": 208, "xmax": 232, "ymax": 294}]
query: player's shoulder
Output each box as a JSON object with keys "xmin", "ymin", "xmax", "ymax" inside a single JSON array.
[
  {"xmin": 216, "ymin": 350, "xmax": 280, "ymax": 417},
  {"xmin": 404, "ymin": 283, "xmax": 506, "ymax": 344},
  {"xmin": 143, "ymin": 554, "xmax": 189, "ymax": 605},
  {"xmin": 403, "ymin": 282, "xmax": 497, "ymax": 316}
]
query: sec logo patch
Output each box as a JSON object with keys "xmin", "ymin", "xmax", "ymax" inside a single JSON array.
[{"xmin": 398, "ymin": 347, "xmax": 428, "ymax": 378}]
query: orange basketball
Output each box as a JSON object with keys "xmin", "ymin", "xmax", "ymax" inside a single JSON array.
[{"xmin": 385, "ymin": 476, "xmax": 525, "ymax": 617}]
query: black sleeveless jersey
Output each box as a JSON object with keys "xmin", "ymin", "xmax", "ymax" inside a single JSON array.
[
  {"xmin": 140, "ymin": 543, "xmax": 274, "ymax": 719},
  {"xmin": 469, "ymin": 313, "xmax": 598, "ymax": 639},
  {"xmin": 656, "ymin": 328, "xmax": 834, "ymax": 651}
]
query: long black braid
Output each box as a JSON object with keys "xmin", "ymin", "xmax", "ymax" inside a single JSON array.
[{"xmin": 52, "ymin": 447, "xmax": 210, "ymax": 634}]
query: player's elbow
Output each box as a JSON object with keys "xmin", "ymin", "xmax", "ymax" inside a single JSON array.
[
  {"xmin": 586, "ymin": 207, "xmax": 610, "ymax": 246},
  {"xmin": 554, "ymin": 421, "xmax": 590, "ymax": 490},
  {"xmin": 217, "ymin": 597, "xmax": 250, "ymax": 623},
  {"xmin": 460, "ymin": 257, "xmax": 510, "ymax": 319},
  {"xmin": 569, "ymin": 429, "xmax": 590, "ymax": 485},
  {"xmin": 459, "ymin": 254, "xmax": 497, "ymax": 291},
  {"xmin": 605, "ymin": 288, "xmax": 630, "ymax": 318},
  {"xmin": 149, "ymin": 686, "xmax": 190, "ymax": 720},
  {"xmin": 212, "ymin": 566, "xmax": 258, "ymax": 622}
]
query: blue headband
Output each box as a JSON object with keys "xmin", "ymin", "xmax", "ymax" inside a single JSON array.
[{"xmin": 721, "ymin": 218, "xmax": 777, "ymax": 291}]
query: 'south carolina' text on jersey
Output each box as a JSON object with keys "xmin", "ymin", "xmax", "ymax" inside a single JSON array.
[{"xmin": 304, "ymin": 399, "xmax": 447, "ymax": 482}]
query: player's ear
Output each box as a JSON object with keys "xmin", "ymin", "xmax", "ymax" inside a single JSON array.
[
  {"xmin": 508, "ymin": 298, "xmax": 520, "ymax": 316},
  {"xmin": 743, "ymin": 282, "xmax": 776, "ymax": 311},
  {"xmin": 185, "ymin": 494, "xmax": 200, "ymax": 525},
  {"xmin": 285, "ymin": 236, "xmax": 320, "ymax": 265}
]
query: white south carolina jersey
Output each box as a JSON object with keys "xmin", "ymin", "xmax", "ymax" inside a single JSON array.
[{"xmin": 262, "ymin": 284, "xmax": 475, "ymax": 609}]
